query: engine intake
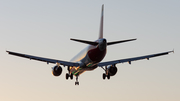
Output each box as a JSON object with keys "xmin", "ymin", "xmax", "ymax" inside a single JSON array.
[
  {"xmin": 107, "ymin": 65, "xmax": 118, "ymax": 76},
  {"xmin": 52, "ymin": 65, "xmax": 62, "ymax": 76}
]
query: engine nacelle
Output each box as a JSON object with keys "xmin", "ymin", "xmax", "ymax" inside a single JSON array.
[
  {"xmin": 52, "ymin": 65, "xmax": 62, "ymax": 76},
  {"xmin": 107, "ymin": 65, "xmax": 118, "ymax": 76}
]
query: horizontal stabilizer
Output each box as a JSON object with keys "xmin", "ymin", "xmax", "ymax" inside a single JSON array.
[
  {"xmin": 70, "ymin": 38, "xmax": 98, "ymax": 46},
  {"xmin": 107, "ymin": 38, "xmax": 137, "ymax": 46}
]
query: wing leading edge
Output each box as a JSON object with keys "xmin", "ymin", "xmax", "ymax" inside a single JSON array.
[
  {"xmin": 6, "ymin": 51, "xmax": 79, "ymax": 67},
  {"xmin": 98, "ymin": 50, "xmax": 174, "ymax": 67}
]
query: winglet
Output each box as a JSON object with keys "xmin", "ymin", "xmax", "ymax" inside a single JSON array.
[
  {"xmin": 6, "ymin": 50, "xmax": 9, "ymax": 54},
  {"xmin": 99, "ymin": 4, "xmax": 104, "ymax": 39},
  {"xmin": 168, "ymin": 49, "xmax": 174, "ymax": 54}
]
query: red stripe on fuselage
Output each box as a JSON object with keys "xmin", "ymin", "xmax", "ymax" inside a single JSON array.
[{"xmin": 87, "ymin": 46, "xmax": 106, "ymax": 63}]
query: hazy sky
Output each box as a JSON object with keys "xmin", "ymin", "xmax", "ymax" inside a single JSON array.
[{"xmin": 0, "ymin": 0, "xmax": 179, "ymax": 101}]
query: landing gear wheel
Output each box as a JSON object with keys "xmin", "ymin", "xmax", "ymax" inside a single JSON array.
[
  {"xmin": 75, "ymin": 81, "xmax": 79, "ymax": 85},
  {"xmin": 70, "ymin": 73, "xmax": 73, "ymax": 80},
  {"xmin": 103, "ymin": 73, "xmax": 106, "ymax": 80},
  {"xmin": 66, "ymin": 73, "xmax": 69, "ymax": 80},
  {"xmin": 107, "ymin": 73, "xmax": 110, "ymax": 80}
]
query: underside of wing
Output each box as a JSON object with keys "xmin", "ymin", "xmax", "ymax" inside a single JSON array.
[
  {"xmin": 6, "ymin": 51, "xmax": 79, "ymax": 67},
  {"xmin": 98, "ymin": 50, "xmax": 174, "ymax": 67}
]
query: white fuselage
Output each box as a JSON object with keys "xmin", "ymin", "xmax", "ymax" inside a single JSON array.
[{"xmin": 69, "ymin": 39, "xmax": 107, "ymax": 76}]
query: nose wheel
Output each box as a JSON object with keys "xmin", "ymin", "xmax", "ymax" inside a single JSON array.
[{"xmin": 75, "ymin": 81, "xmax": 79, "ymax": 85}]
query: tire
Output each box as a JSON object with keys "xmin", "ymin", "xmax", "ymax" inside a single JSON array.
[
  {"xmin": 107, "ymin": 73, "xmax": 110, "ymax": 80},
  {"xmin": 66, "ymin": 73, "xmax": 69, "ymax": 80},
  {"xmin": 103, "ymin": 73, "xmax": 106, "ymax": 80},
  {"xmin": 70, "ymin": 73, "xmax": 73, "ymax": 80},
  {"xmin": 75, "ymin": 82, "xmax": 79, "ymax": 85}
]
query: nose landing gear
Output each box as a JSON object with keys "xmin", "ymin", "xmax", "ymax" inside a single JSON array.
[{"xmin": 75, "ymin": 76, "xmax": 79, "ymax": 85}]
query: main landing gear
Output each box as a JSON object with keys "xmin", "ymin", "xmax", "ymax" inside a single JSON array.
[
  {"xmin": 66, "ymin": 73, "xmax": 73, "ymax": 80},
  {"xmin": 103, "ymin": 73, "xmax": 110, "ymax": 80},
  {"xmin": 66, "ymin": 66, "xmax": 73, "ymax": 80},
  {"xmin": 102, "ymin": 66, "xmax": 110, "ymax": 80}
]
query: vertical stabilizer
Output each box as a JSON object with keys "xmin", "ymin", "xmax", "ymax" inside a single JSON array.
[{"xmin": 98, "ymin": 4, "xmax": 104, "ymax": 39}]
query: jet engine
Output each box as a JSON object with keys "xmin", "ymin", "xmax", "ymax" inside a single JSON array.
[
  {"xmin": 107, "ymin": 65, "xmax": 118, "ymax": 76},
  {"xmin": 52, "ymin": 65, "xmax": 62, "ymax": 76}
]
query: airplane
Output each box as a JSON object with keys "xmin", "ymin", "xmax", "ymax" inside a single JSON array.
[{"xmin": 6, "ymin": 5, "xmax": 174, "ymax": 85}]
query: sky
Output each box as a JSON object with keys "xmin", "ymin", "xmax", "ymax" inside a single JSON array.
[{"xmin": 0, "ymin": 0, "xmax": 179, "ymax": 101}]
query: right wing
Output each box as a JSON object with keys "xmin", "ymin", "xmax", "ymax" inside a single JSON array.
[
  {"xmin": 98, "ymin": 50, "xmax": 174, "ymax": 67},
  {"xmin": 6, "ymin": 51, "xmax": 79, "ymax": 67}
]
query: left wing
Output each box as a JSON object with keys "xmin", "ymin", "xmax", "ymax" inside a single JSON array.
[
  {"xmin": 6, "ymin": 51, "xmax": 79, "ymax": 67},
  {"xmin": 98, "ymin": 50, "xmax": 174, "ymax": 67}
]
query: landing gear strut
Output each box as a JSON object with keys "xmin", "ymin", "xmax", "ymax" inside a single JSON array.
[
  {"xmin": 75, "ymin": 76, "xmax": 79, "ymax": 85},
  {"xmin": 102, "ymin": 66, "xmax": 110, "ymax": 80},
  {"xmin": 66, "ymin": 66, "xmax": 73, "ymax": 80}
]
